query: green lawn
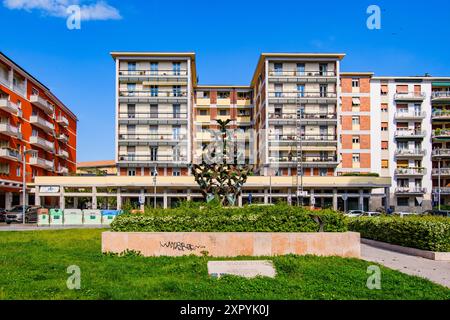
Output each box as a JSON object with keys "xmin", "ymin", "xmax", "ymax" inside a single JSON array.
[{"xmin": 0, "ymin": 229, "xmax": 449, "ymax": 300}]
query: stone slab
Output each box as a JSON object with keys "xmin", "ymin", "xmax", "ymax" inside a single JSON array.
[
  {"xmin": 207, "ymin": 260, "xmax": 276, "ymax": 278},
  {"xmin": 102, "ymin": 232, "xmax": 361, "ymax": 258}
]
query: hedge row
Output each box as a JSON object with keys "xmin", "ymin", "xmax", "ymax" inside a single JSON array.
[
  {"xmin": 110, "ymin": 204, "xmax": 348, "ymax": 233},
  {"xmin": 348, "ymin": 216, "xmax": 450, "ymax": 252}
]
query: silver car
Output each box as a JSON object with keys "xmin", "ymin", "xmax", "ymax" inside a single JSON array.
[{"xmin": 5, "ymin": 206, "xmax": 40, "ymax": 224}]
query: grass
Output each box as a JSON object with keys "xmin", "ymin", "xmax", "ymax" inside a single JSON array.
[{"xmin": 0, "ymin": 229, "xmax": 449, "ymax": 300}]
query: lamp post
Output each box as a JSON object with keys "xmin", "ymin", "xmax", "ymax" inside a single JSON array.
[
  {"xmin": 153, "ymin": 167, "xmax": 158, "ymax": 209},
  {"xmin": 21, "ymin": 147, "xmax": 34, "ymax": 225},
  {"xmin": 438, "ymin": 158, "xmax": 441, "ymax": 211}
]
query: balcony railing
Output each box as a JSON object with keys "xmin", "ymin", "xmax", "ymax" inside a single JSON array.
[
  {"xmin": 395, "ymin": 149, "xmax": 426, "ymax": 157},
  {"xmin": 395, "ymin": 187, "xmax": 426, "ymax": 194},
  {"xmin": 394, "ymin": 92, "xmax": 426, "ymax": 101},
  {"xmin": 57, "ymin": 149, "xmax": 69, "ymax": 159},
  {"xmin": 431, "ymin": 110, "xmax": 450, "ymax": 119},
  {"xmin": 433, "ymin": 187, "xmax": 450, "ymax": 194},
  {"xmin": 269, "ymin": 156, "xmax": 338, "ymax": 163},
  {"xmin": 118, "ymin": 70, "xmax": 188, "ymax": 77},
  {"xmin": 118, "ymin": 134, "xmax": 186, "ymax": 141},
  {"xmin": 29, "ymin": 94, "xmax": 54, "ymax": 115},
  {"xmin": 56, "ymin": 133, "xmax": 69, "ymax": 143},
  {"xmin": 432, "ymin": 92, "xmax": 450, "ymax": 100},
  {"xmin": 0, "ymin": 148, "xmax": 20, "ymax": 161},
  {"xmin": 118, "ymin": 154, "xmax": 188, "ymax": 162},
  {"xmin": 394, "ymin": 111, "xmax": 426, "ymax": 119},
  {"xmin": 432, "ymin": 129, "xmax": 450, "ymax": 138},
  {"xmin": 268, "ymin": 91, "xmax": 337, "ymax": 99},
  {"xmin": 30, "ymin": 115, "xmax": 54, "ymax": 133},
  {"xmin": 119, "ymin": 91, "xmax": 188, "ymax": 98},
  {"xmin": 394, "ymin": 168, "xmax": 426, "ymax": 176},
  {"xmin": 269, "ymin": 134, "xmax": 337, "ymax": 142},
  {"xmin": 29, "ymin": 157, "xmax": 54, "ymax": 170},
  {"xmin": 57, "ymin": 166, "xmax": 69, "ymax": 175},
  {"xmin": 268, "ymin": 70, "xmax": 336, "ymax": 77},
  {"xmin": 29, "ymin": 136, "xmax": 54, "ymax": 151},
  {"xmin": 395, "ymin": 130, "xmax": 426, "ymax": 138},
  {"xmin": 0, "ymin": 123, "xmax": 20, "ymax": 137},
  {"xmin": 57, "ymin": 115, "xmax": 69, "ymax": 127},
  {"xmin": 269, "ymin": 113, "xmax": 336, "ymax": 120},
  {"xmin": 432, "ymin": 168, "xmax": 450, "ymax": 176},
  {"xmin": 432, "ymin": 149, "xmax": 450, "ymax": 157},
  {"xmin": 118, "ymin": 112, "xmax": 188, "ymax": 120},
  {"xmin": 0, "ymin": 99, "xmax": 20, "ymax": 115}
]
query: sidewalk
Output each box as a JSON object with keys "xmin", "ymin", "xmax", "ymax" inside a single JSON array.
[
  {"xmin": 0, "ymin": 223, "xmax": 108, "ymax": 232},
  {"xmin": 361, "ymin": 243, "xmax": 450, "ymax": 288}
]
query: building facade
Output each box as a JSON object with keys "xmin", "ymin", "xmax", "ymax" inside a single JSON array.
[
  {"xmin": 0, "ymin": 52, "xmax": 77, "ymax": 209},
  {"xmin": 106, "ymin": 51, "xmax": 450, "ymax": 212}
]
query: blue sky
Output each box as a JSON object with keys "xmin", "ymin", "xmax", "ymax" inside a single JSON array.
[{"xmin": 1, "ymin": 0, "xmax": 450, "ymax": 162}]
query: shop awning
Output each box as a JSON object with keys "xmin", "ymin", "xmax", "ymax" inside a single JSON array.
[{"xmin": 433, "ymin": 82, "xmax": 450, "ymax": 87}]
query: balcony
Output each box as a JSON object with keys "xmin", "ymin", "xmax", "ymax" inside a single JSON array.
[
  {"xmin": 56, "ymin": 133, "xmax": 69, "ymax": 143},
  {"xmin": 269, "ymin": 134, "xmax": 337, "ymax": 145},
  {"xmin": 432, "ymin": 129, "xmax": 450, "ymax": 140},
  {"xmin": 395, "ymin": 187, "xmax": 427, "ymax": 195},
  {"xmin": 118, "ymin": 154, "xmax": 188, "ymax": 163},
  {"xmin": 29, "ymin": 136, "xmax": 54, "ymax": 152},
  {"xmin": 432, "ymin": 168, "xmax": 450, "ymax": 176},
  {"xmin": 268, "ymin": 91, "xmax": 337, "ymax": 103},
  {"xmin": 118, "ymin": 90, "xmax": 188, "ymax": 103},
  {"xmin": 269, "ymin": 156, "xmax": 339, "ymax": 167},
  {"xmin": 395, "ymin": 149, "xmax": 426, "ymax": 158},
  {"xmin": 56, "ymin": 149, "xmax": 69, "ymax": 159},
  {"xmin": 0, "ymin": 99, "xmax": 20, "ymax": 115},
  {"xmin": 431, "ymin": 91, "xmax": 450, "ymax": 102},
  {"xmin": 30, "ymin": 115, "xmax": 54, "ymax": 133},
  {"xmin": 29, "ymin": 95, "xmax": 54, "ymax": 115},
  {"xmin": 57, "ymin": 115, "xmax": 69, "ymax": 127},
  {"xmin": 29, "ymin": 157, "xmax": 54, "ymax": 170},
  {"xmin": 118, "ymin": 112, "xmax": 188, "ymax": 125},
  {"xmin": 432, "ymin": 149, "xmax": 450, "ymax": 158},
  {"xmin": 57, "ymin": 166, "xmax": 69, "ymax": 175},
  {"xmin": 118, "ymin": 133, "xmax": 186, "ymax": 146},
  {"xmin": 395, "ymin": 130, "xmax": 426, "ymax": 139},
  {"xmin": 394, "ymin": 92, "xmax": 426, "ymax": 101},
  {"xmin": 269, "ymin": 112, "xmax": 337, "ymax": 124},
  {"xmin": 394, "ymin": 168, "xmax": 426, "ymax": 176},
  {"xmin": 433, "ymin": 187, "xmax": 450, "ymax": 195},
  {"xmin": 431, "ymin": 110, "xmax": 450, "ymax": 121},
  {"xmin": 268, "ymin": 70, "xmax": 337, "ymax": 83},
  {"xmin": 118, "ymin": 69, "xmax": 188, "ymax": 78},
  {"xmin": 394, "ymin": 111, "xmax": 426, "ymax": 120},
  {"xmin": 0, "ymin": 123, "xmax": 20, "ymax": 138},
  {"xmin": 0, "ymin": 148, "xmax": 20, "ymax": 161}
]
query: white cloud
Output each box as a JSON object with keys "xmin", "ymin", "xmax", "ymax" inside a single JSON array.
[{"xmin": 3, "ymin": 0, "xmax": 122, "ymax": 21}]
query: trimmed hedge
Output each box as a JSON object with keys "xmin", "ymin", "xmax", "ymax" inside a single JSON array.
[
  {"xmin": 110, "ymin": 204, "xmax": 347, "ymax": 233},
  {"xmin": 348, "ymin": 216, "xmax": 450, "ymax": 252}
]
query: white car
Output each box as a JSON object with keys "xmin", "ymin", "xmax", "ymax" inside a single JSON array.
[
  {"xmin": 344, "ymin": 210, "xmax": 364, "ymax": 217},
  {"xmin": 362, "ymin": 211, "xmax": 382, "ymax": 217},
  {"xmin": 393, "ymin": 212, "xmax": 418, "ymax": 218}
]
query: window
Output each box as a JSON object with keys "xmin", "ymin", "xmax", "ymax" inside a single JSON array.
[
  {"xmin": 199, "ymin": 109, "xmax": 208, "ymax": 116},
  {"xmin": 128, "ymin": 62, "xmax": 136, "ymax": 72},
  {"xmin": 381, "ymin": 84, "xmax": 388, "ymax": 96},
  {"xmin": 319, "ymin": 168, "xmax": 327, "ymax": 177},
  {"xmin": 397, "ymin": 197, "xmax": 409, "ymax": 207},
  {"xmin": 297, "ymin": 84, "xmax": 305, "ymax": 97},
  {"xmin": 127, "ymin": 83, "xmax": 136, "ymax": 95},
  {"xmin": 127, "ymin": 169, "xmax": 136, "ymax": 177},
  {"xmin": 319, "ymin": 84, "xmax": 327, "ymax": 97},
  {"xmin": 381, "ymin": 159, "xmax": 389, "ymax": 169},
  {"xmin": 352, "ymin": 78, "xmax": 360, "ymax": 88},
  {"xmin": 297, "ymin": 63, "xmax": 305, "ymax": 75},
  {"xmin": 172, "ymin": 125, "xmax": 181, "ymax": 139},
  {"xmin": 219, "ymin": 109, "xmax": 229, "ymax": 116},
  {"xmin": 274, "ymin": 63, "xmax": 283, "ymax": 75},
  {"xmin": 352, "ymin": 154, "xmax": 360, "ymax": 163},
  {"xmin": 381, "ymin": 104, "xmax": 388, "ymax": 112},
  {"xmin": 352, "ymin": 136, "xmax": 360, "ymax": 144},
  {"xmin": 172, "ymin": 62, "xmax": 181, "ymax": 76},
  {"xmin": 237, "ymin": 92, "xmax": 250, "ymax": 100},
  {"xmin": 150, "ymin": 168, "xmax": 158, "ymax": 176},
  {"xmin": 381, "ymin": 141, "xmax": 388, "ymax": 150},
  {"xmin": 173, "ymin": 147, "xmax": 180, "ymax": 161},
  {"xmin": 275, "ymin": 84, "xmax": 283, "ymax": 97},
  {"xmin": 150, "ymin": 62, "xmax": 158, "ymax": 75},
  {"xmin": 150, "ymin": 104, "xmax": 158, "ymax": 118},
  {"xmin": 352, "ymin": 98, "xmax": 361, "ymax": 107},
  {"xmin": 172, "ymin": 104, "xmax": 181, "ymax": 118},
  {"xmin": 352, "ymin": 116, "xmax": 360, "ymax": 125},
  {"xmin": 150, "ymin": 147, "xmax": 158, "ymax": 161},
  {"xmin": 218, "ymin": 91, "xmax": 230, "ymax": 99},
  {"xmin": 172, "ymin": 168, "xmax": 181, "ymax": 177},
  {"xmin": 16, "ymin": 165, "xmax": 21, "ymax": 177},
  {"xmin": 381, "ymin": 122, "xmax": 388, "ymax": 131},
  {"xmin": 150, "ymin": 85, "xmax": 158, "ymax": 97},
  {"xmin": 173, "ymin": 86, "xmax": 181, "ymax": 97},
  {"xmin": 0, "ymin": 163, "xmax": 9, "ymax": 174},
  {"xmin": 127, "ymin": 146, "xmax": 136, "ymax": 161},
  {"xmin": 319, "ymin": 64, "xmax": 328, "ymax": 76}
]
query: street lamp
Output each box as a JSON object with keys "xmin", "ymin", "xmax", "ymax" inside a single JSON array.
[
  {"xmin": 22, "ymin": 147, "xmax": 35, "ymax": 224},
  {"xmin": 153, "ymin": 167, "xmax": 158, "ymax": 209}
]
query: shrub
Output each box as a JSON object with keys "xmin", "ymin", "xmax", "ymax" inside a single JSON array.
[
  {"xmin": 111, "ymin": 204, "xmax": 348, "ymax": 233},
  {"xmin": 348, "ymin": 216, "xmax": 450, "ymax": 252}
]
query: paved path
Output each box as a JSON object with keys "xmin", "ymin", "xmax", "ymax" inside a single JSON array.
[
  {"xmin": 0, "ymin": 223, "xmax": 109, "ymax": 232},
  {"xmin": 361, "ymin": 243, "xmax": 450, "ymax": 288}
]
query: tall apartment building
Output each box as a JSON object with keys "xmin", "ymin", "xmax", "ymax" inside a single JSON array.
[
  {"xmin": 0, "ymin": 52, "xmax": 77, "ymax": 209},
  {"xmin": 111, "ymin": 52, "xmax": 195, "ymax": 177},
  {"xmin": 111, "ymin": 51, "xmax": 450, "ymax": 212}
]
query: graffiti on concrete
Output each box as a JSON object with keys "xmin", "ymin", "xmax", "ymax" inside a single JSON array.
[{"xmin": 160, "ymin": 241, "xmax": 206, "ymax": 252}]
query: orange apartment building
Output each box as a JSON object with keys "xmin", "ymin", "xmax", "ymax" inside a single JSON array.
[{"xmin": 0, "ymin": 52, "xmax": 77, "ymax": 209}]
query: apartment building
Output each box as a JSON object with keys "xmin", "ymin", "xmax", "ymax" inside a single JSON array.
[
  {"xmin": 0, "ymin": 52, "xmax": 77, "ymax": 209},
  {"xmin": 111, "ymin": 52, "xmax": 195, "ymax": 177}
]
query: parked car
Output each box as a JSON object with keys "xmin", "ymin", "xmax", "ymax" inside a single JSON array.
[
  {"xmin": 424, "ymin": 210, "xmax": 450, "ymax": 217},
  {"xmin": 362, "ymin": 211, "xmax": 381, "ymax": 217},
  {"xmin": 393, "ymin": 212, "xmax": 418, "ymax": 218},
  {"xmin": 0, "ymin": 208, "xmax": 6, "ymax": 222},
  {"xmin": 344, "ymin": 210, "xmax": 364, "ymax": 217},
  {"xmin": 5, "ymin": 205, "xmax": 40, "ymax": 224}
]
